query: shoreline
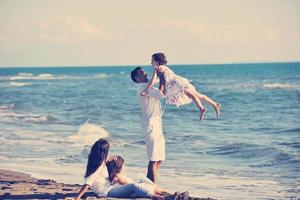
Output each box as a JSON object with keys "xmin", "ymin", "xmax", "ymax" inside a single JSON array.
[{"xmin": 0, "ymin": 169, "xmax": 214, "ymax": 200}]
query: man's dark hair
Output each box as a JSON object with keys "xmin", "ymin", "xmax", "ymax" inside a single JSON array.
[
  {"xmin": 152, "ymin": 52, "xmax": 167, "ymax": 65},
  {"xmin": 131, "ymin": 67, "xmax": 142, "ymax": 83}
]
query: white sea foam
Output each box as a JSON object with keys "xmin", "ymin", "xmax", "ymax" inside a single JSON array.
[
  {"xmin": 230, "ymin": 82, "xmax": 300, "ymax": 91},
  {"xmin": 263, "ymin": 83, "xmax": 300, "ymax": 90},
  {"xmin": 0, "ymin": 82, "xmax": 32, "ymax": 88},
  {"xmin": 0, "ymin": 104, "xmax": 52, "ymax": 123},
  {"xmin": 18, "ymin": 72, "xmax": 34, "ymax": 76},
  {"xmin": 233, "ymin": 83, "xmax": 257, "ymax": 89},
  {"xmin": 25, "ymin": 114, "xmax": 52, "ymax": 122},
  {"xmin": 10, "ymin": 73, "xmax": 55, "ymax": 80},
  {"xmin": 36, "ymin": 73, "xmax": 55, "ymax": 79},
  {"xmin": 0, "ymin": 111, "xmax": 51, "ymax": 123},
  {"xmin": 8, "ymin": 72, "xmax": 111, "ymax": 81},
  {"xmin": 0, "ymin": 103, "xmax": 15, "ymax": 110},
  {"xmin": 95, "ymin": 73, "xmax": 110, "ymax": 78},
  {"xmin": 0, "ymin": 128, "xmax": 56, "ymax": 140},
  {"xmin": 0, "ymin": 128, "xmax": 63, "ymax": 153},
  {"xmin": 9, "ymin": 82, "xmax": 32, "ymax": 87},
  {"xmin": 67, "ymin": 123, "xmax": 109, "ymax": 147}
]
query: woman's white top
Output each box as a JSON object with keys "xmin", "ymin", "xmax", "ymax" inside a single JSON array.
[{"xmin": 84, "ymin": 163, "xmax": 112, "ymax": 197}]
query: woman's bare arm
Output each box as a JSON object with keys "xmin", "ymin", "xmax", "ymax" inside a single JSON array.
[{"xmin": 75, "ymin": 184, "xmax": 89, "ymax": 200}]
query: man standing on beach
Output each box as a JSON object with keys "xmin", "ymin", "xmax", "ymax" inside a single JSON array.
[{"xmin": 131, "ymin": 67, "xmax": 165, "ymax": 183}]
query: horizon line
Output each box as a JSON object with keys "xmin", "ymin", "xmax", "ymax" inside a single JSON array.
[{"xmin": 0, "ymin": 60, "xmax": 300, "ymax": 69}]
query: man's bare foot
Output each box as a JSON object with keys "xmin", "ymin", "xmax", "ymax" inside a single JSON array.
[
  {"xmin": 214, "ymin": 103, "xmax": 221, "ymax": 118},
  {"xmin": 200, "ymin": 108, "xmax": 207, "ymax": 121}
]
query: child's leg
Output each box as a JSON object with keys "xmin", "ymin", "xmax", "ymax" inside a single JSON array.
[
  {"xmin": 194, "ymin": 90, "xmax": 221, "ymax": 117},
  {"xmin": 184, "ymin": 89, "xmax": 207, "ymax": 120}
]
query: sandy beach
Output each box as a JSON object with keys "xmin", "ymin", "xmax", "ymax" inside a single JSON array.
[
  {"xmin": 0, "ymin": 169, "xmax": 215, "ymax": 200},
  {"xmin": 0, "ymin": 169, "xmax": 98, "ymax": 200}
]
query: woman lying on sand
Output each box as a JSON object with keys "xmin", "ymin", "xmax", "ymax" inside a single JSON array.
[{"xmin": 75, "ymin": 139, "xmax": 183, "ymax": 200}]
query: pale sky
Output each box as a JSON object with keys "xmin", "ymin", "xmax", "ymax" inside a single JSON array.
[{"xmin": 0, "ymin": 0, "xmax": 300, "ymax": 67}]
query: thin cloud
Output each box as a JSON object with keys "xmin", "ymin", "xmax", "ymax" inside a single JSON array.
[
  {"xmin": 0, "ymin": 16, "xmax": 106, "ymax": 45},
  {"xmin": 38, "ymin": 16, "xmax": 106, "ymax": 43},
  {"xmin": 170, "ymin": 20, "xmax": 280, "ymax": 45}
]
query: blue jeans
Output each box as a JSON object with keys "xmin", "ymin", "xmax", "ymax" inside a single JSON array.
[{"xmin": 107, "ymin": 183, "xmax": 152, "ymax": 198}]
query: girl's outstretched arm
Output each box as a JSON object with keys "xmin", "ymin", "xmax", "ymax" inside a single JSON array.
[
  {"xmin": 75, "ymin": 184, "xmax": 89, "ymax": 200},
  {"xmin": 115, "ymin": 174, "xmax": 134, "ymax": 185},
  {"xmin": 141, "ymin": 69, "xmax": 157, "ymax": 96}
]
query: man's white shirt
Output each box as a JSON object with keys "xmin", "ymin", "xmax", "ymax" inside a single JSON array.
[{"xmin": 137, "ymin": 82, "xmax": 164, "ymax": 121}]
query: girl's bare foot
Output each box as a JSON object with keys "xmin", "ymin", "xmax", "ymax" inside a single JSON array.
[
  {"xmin": 215, "ymin": 103, "xmax": 221, "ymax": 118},
  {"xmin": 200, "ymin": 108, "xmax": 207, "ymax": 121}
]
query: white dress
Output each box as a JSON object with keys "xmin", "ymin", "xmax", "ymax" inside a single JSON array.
[{"xmin": 159, "ymin": 66, "xmax": 195, "ymax": 107}]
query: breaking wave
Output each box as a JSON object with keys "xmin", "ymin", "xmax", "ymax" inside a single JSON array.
[
  {"xmin": 67, "ymin": 123, "xmax": 109, "ymax": 147},
  {"xmin": 8, "ymin": 72, "xmax": 111, "ymax": 81},
  {"xmin": 263, "ymin": 83, "xmax": 300, "ymax": 90}
]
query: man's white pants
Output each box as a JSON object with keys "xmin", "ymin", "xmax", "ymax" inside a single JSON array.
[{"xmin": 142, "ymin": 116, "xmax": 165, "ymax": 161}]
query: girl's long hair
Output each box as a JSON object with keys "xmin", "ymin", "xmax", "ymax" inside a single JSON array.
[{"xmin": 85, "ymin": 139, "xmax": 110, "ymax": 178}]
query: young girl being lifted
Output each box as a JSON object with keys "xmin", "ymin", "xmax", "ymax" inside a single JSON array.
[{"xmin": 142, "ymin": 52, "xmax": 221, "ymax": 121}]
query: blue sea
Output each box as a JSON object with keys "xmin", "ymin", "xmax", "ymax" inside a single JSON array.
[{"xmin": 0, "ymin": 63, "xmax": 299, "ymax": 199}]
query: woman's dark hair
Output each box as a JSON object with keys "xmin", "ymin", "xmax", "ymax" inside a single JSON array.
[
  {"xmin": 152, "ymin": 52, "xmax": 167, "ymax": 65},
  {"xmin": 85, "ymin": 139, "xmax": 110, "ymax": 178},
  {"xmin": 131, "ymin": 67, "xmax": 142, "ymax": 83},
  {"xmin": 106, "ymin": 156, "xmax": 124, "ymax": 182}
]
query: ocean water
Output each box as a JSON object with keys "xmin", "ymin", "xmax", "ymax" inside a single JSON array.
[{"xmin": 0, "ymin": 63, "xmax": 299, "ymax": 199}]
